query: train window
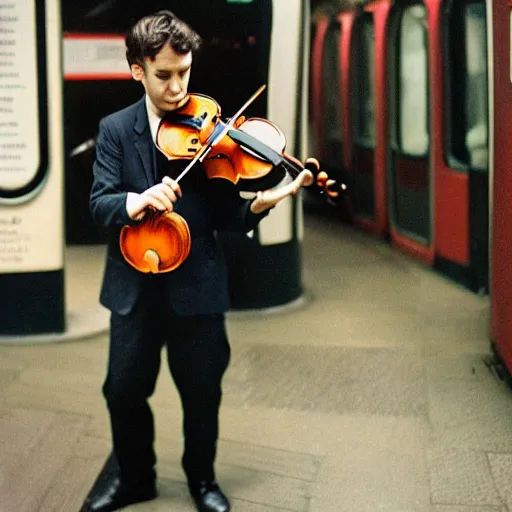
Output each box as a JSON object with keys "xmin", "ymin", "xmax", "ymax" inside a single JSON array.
[
  {"xmin": 388, "ymin": 3, "xmax": 431, "ymax": 241},
  {"xmin": 464, "ymin": 4, "xmax": 488, "ymax": 171},
  {"xmin": 398, "ymin": 5, "xmax": 429, "ymax": 157},
  {"xmin": 321, "ymin": 20, "xmax": 343, "ymax": 167},
  {"xmin": 350, "ymin": 13, "xmax": 376, "ymax": 219},
  {"xmin": 445, "ymin": 1, "xmax": 488, "ymax": 171},
  {"xmin": 351, "ymin": 15, "xmax": 376, "ymax": 149}
]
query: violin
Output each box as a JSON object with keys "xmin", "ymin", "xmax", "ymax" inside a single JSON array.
[
  {"xmin": 157, "ymin": 87, "xmax": 300, "ymax": 192},
  {"xmin": 156, "ymin": 86, "xmax": 341, "ymax": 196},
  {"xmin": 120, "ymin": 85, "xmax": 343, "ymax": 274}
]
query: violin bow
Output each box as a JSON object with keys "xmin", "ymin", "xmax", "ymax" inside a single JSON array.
[{"xmin": 174, "ymin": 84, "xmax": 267, "ymax": 183}]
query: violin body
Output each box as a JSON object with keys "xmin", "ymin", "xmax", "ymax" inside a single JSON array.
[
  {"xmin": 200, "ymin": 118, "xmax": 294, "ymax": 192},
  {"xmin": 155, "ymin": 93, "xmax": 221, "ymax": 160},
  {"xmin": 120, "ymin": 210, "xmax": 191, "ymax": 273}
]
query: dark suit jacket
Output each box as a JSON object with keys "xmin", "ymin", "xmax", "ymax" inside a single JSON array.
[{"xmin": 90, "ymin": 96, "xmax": 267, "ymax": 316}]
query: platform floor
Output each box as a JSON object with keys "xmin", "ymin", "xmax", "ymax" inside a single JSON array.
[{"xmin": 1, "ymin": 212, "xmax": 511, "ymax": 512}]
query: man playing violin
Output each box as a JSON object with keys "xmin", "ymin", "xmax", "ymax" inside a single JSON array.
[{"xmin": 87, "ymin": 10, "xmax": 313, "ymax": 512}]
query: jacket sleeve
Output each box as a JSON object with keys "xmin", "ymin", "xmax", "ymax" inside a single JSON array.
[
  {"xmin": 207, "ymin": 177, "xmax": 270, "ymax": 232},
  {"xmin": 89, "ymin": 117, "xmax": 138, "ymax": 229}
]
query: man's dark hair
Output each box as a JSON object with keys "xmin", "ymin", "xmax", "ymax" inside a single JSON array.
[{"xmin": 125, "ymin": 10, "xmax": 202, "ymax": 67}]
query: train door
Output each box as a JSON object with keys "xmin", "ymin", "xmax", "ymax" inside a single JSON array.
[
  {"xmin": 432, "ymin": 0, "xmax": 489, "ymax": 292},
  {"xmin": 323, "ymin": 18, "xmax": 344, "ymax": 172},
  {"xmin": 387, "ymin": 3, "xmax": 434, "ymax": 262},
  {"xmin": 309, "ymin": 10, "xmax": 356, "ymax": 211},
  {"xmin": 489, "ymin": 0, "xmax": 512, "ymax": 375},
  {"xmin": 309, "ymin": 13, "xmax": 348, "ymax": 211},
  {"xmin": 350, "ymin": 12, "xmax": 378, "ymax": 229},
  {"xmin": 316, "ymin": 17, "xmax": 345, "ymax": 175},
  {"xmin": 311, "ymin": 15, "xmax": 330, "ymax": 159},
  {"xmin": 348, "ymin": 0, "xmax": 393, "ymax": 236}
]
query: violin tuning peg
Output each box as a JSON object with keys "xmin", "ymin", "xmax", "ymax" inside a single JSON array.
[
  {"xmin": 304, "ymin": 157, "xmax": 320, "ymax": 174},
  {"xmin": 316, "ymin": 172, "xmax": 329, "ymax": 190},
  {"xmin": 233, "ymin": 116, "xmax": 246, "ymax": 129}
]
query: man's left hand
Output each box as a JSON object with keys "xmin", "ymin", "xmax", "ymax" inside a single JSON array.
[{"xmin": 249, "ymin": 169, "xmax": 314, "ymax": 214}]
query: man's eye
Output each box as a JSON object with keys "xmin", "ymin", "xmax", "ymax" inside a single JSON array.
[{"xmin": 156, "ymin": 75, "xmax": 168, "ymax": 80}]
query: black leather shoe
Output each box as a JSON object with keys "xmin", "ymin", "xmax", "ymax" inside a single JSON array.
[
  {"xmin": 190, "ymin": 481, "xmax": 230, "ymax": 512},
  {"xmin": 82, "ymin": 475, "xmax": 157, "ymax": 512}
]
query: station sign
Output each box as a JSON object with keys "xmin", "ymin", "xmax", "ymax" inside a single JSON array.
[{"xmin": 0, "ymin": 0, "xmax": 63, "ymax": 275}]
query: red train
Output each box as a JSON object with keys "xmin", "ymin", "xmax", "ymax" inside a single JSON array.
[{"xmin": 310, "ymin": 0, "xmax": 512, "ymax": 378}]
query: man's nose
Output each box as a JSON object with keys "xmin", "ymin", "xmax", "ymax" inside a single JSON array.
[{"xmin": 168, "ymin": 77, "xmax": 182, "ymax": 94}]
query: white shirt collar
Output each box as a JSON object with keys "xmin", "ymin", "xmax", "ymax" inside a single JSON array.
[{"xmin": 145, "ymin": 95, "xmax": 163, "ymax": 144}]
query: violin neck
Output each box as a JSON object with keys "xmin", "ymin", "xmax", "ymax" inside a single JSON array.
[{"xmin": 281, "ymin": 155, "xmax": 303, "ymax": 179}]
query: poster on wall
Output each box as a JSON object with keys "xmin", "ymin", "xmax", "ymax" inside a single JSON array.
[
  {"xmin": 63, "ymin": 33, "xmax": 131, "ymax": 81},
  {"xmin": 0, "ymin": 0, "xmax": 63, "ymax": 275}
]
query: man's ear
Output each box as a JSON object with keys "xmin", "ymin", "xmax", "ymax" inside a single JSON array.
[{"xmin": 131, "ymin": 64, "xmax": 144, "ymax": 82}]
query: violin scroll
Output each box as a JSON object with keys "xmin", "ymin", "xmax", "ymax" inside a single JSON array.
[{"xmin": 303, "ymin": 158, "xmax": 347, "ymax": 203}]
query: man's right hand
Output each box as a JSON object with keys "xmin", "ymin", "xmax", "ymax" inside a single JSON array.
[{"xmin": 126, "ymin": 176, "xmax": 182, "ymax": 221}]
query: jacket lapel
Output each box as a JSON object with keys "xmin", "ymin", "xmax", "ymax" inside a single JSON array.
[{"xmin": 134, "ymin": 98, "xmax": 156, "ymax": 188}]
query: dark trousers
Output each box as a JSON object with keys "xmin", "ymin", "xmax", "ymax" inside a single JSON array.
[{"xmin": 102, "ymin": 286, "xmax": 231, "ymax": 487}]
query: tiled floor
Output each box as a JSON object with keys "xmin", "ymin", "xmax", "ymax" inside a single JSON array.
[{"xmin": 1, "ymin": 212, "xmax": 511, "ymax": 511}]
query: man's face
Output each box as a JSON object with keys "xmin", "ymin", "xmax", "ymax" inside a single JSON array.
[{"xmin": 131, "ymin": 44, "xmax": 192, "ymax": 115}]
